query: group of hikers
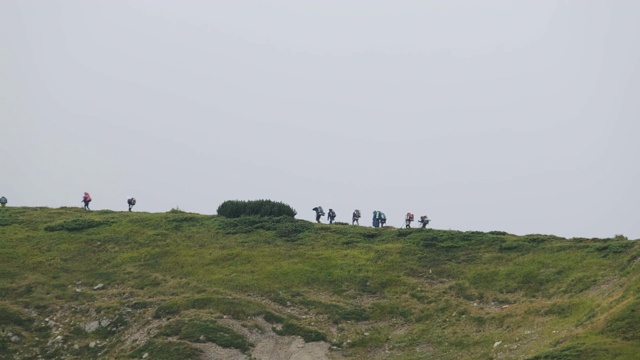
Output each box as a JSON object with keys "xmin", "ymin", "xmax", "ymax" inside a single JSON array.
[
  {"xmin": 313, "ymin": 207, "xmax": 431, "ymax": 228},
  {"xmin": 81, "ymin": 192, "xmax": 136, "ymax": 212},
  {"xmin": 7, "ymin": 193, "xmax": 430, "ymax": 229}
]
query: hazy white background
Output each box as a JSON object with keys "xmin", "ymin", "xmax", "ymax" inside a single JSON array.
[{"xmin": 2, "ymin": 1, "xmax": 639, "ymax": 239}]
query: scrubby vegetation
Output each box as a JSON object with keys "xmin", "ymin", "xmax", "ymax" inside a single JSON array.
[
  {"xmin": 216, "ymin": 199, "xmax": 297, "ymax": 218},
  {"xmin": 0, "ymin": 206, "xmax": 639, "ymax": 359}
]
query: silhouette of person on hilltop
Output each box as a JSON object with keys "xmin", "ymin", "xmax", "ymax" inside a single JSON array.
[
  {"xmin": 352, "ymin": 209, "xmax": 361, "ymax": 225},
  {"xmin": 82, "ymin": 192, "xmax": 92, "ymax": 210},
  {"xmin": 418, "ymin": 215, "xmax": 430, "ymax": 228},
  {"xmin": 327, "ymin": 209, "xmax": 336, "ymax": 224},
  {"xmin": 405, "ymin": 212, "xmax": 414, "ymax": 228},
  {"xmin": 312, "ymin": 206, "xmax": 325, "ymax": 223},
  {"xmin": 127, "ymin": 197, "xmax": 136, "ymax": 212}
]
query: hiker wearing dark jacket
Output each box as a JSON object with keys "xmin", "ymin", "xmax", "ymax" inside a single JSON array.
[
  {"xmin": 127, "ymin": 197, "xmax": 136, "ymax": 212},
  {"xmin": 418, "ymin": 215, "xmax": 430, "ymax": 228},
  {"xmin": 82, "ymin": 192, "xmax": 92, "ymax": 210},
  {"xmin": 327, "ymin": 209, "xmax": 336, "ymax": 224},
  {"xmin": 312, "ymin": 206, "xmax": 324, "ymax": 223},
  {"xmin": 352, "ymin": 209, "xmax": 361, "ymax": 225},
  {"xmin": 379, "ymin": 212, "xmax": 387, "ymax": 227}
]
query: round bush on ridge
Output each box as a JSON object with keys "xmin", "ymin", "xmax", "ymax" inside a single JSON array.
[{"xmin": 216, "ymin": 199, "xmax": 297, "ymax": 218}]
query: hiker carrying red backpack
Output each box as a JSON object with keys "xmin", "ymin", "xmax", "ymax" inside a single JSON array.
[
  {"xmin": 405, "ymin": 212, "xmax": 414, "ymax": 228},
  {"xmin": 82, "ymin": 192, "xmax": 92, "ymax": 211}
]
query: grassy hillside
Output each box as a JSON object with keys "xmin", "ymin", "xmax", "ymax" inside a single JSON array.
[{"xmin": 0, "ymin": 207, "xmax": 639, "ymax": 359}]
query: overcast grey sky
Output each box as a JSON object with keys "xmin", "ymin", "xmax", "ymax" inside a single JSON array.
[{"xmin": 2, "ymin": 1, "xmax": 639, "ymax": 239}]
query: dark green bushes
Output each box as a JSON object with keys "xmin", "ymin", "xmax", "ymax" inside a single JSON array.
[
  {"xmin": 217, "ymin": 200, "xmax": 297, "ymax": 218},
  {"xmin": 602, "ymin": 299, "xmax": 640, "ymax": 341},
  {"xmin": 274, "ymin": 322, "xmax": 327, "ymax": 342},
  {"xmin": 527, "ymin": 344, "xmax": 585, "ymax": 359},
  {"xmin": 419, "ymin": 229, "xmax": 505, "ymax": 248},
  {"xmin": 0, "ymin": 305, "xmax": 32, "ymax": 328},
  {"xmin": 216, "ymin": 215, "xmax": 312, "ymax": 238},
  {"xmin": 44, "ymin": 218, "xmax": 112, "ymax": 232},
  {"xmin": 154, "ymin": 296, "xmax": 269, "ymax": 320},
  {"xmin": 158, "ymin": 319, "xmax": 252, "ymax": 352},
  {"xmin": 592, "ymin": 241, "xmax": 633, "ymax": 257}
]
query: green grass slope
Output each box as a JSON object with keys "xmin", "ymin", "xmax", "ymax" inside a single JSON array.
[{"xmin": 0, "ymin": 207, "xmax": 639, "ymax": 359}]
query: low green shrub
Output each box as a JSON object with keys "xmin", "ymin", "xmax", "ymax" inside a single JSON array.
[
  {"xmin": 522, "ymin": 234, "xmax": 564, "ymax": 245},
  {"xmin": 44, "ymin": 218, "xmax": 111, "ymax": 232},
  {"xmin": 602, "ymin": 299, "xmax": 640, "ymax": 340},
  {"xmin": 369, "ymin": 301, "xmax": 412, "ymax": 321},
  {"xmin": 592, "ymin": 241, "xmax": 633, "ymax": 257},
  {"xmin": 0, "ymin": 305, "xmax": 32, "ymax": 328},
  {"xmin": 527, "ymin": 344, "xmax": 585, "ymax": 359},
  {"xmin": 154, "ymin": 296, "xmax": 265, "ymax": 319},
  {"xmin": 539, "ymin": 301, "xmax": 578, "ymax": 318},
  {"xmin": 158, "ymin": 319, "xmax": 252, "ymax": 352},
  {"xmin": 274, "ymin": 220, "xmax": 313, "ymax": 240},
  {"xmin": 217, "ymin": 200, "xmax": 297, "ymax": 218},
  {"xmin": 262, "ymin": 311, "xmax": 285, "ymax": 324},
  {"xmin": 216, "ymin": 215, "xmax": 312, "ymax": 238},
  {"xmin": 499, "ymin": 241, "xmax": 531, "ymax": 252},
  {"xmin": 274, "ymin": 322, "xmax": 327, "ymax": 342},
  {"xmin": 336, "ymin": 306, "xmax": 370, "ymax": 322}
]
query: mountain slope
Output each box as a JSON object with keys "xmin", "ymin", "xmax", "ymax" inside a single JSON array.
[{"xmin": 0, "ymin": 207, "xmax": 639, "ymax": 359}]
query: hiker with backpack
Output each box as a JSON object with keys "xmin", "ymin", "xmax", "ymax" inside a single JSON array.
[
  {"xmin": 127, "ymin": 197, "xmax": 137, "ymax": 212},
  {"xmin": 405, "ymin": 212, "xmax": 414, "ymax": 228},
  {"xmin": 418, "ymin": 215, "xmax": 430, "ymax": 228},
  {"xmin": 312, "ymin": 206, "xmax": 325, "ymax": 223},
  {"xmin": 352, "ymin": 209, "xmax": 361, "ymax": 225},
  {"xmin": 81, "ymin": 192, "xmax": 92, "ymax": 210},
  {"xmin": 327, "ymin": 209, "xmax": 337, "ymax": 224},
  {"xmin": 0, "ymin": 196, "xmax": 7, "ymax": 208},
  {"xmin": 372, "ymin": 210, "xmax": 381, "ymax": 228},
  {"xmin": 380, "ymin": 212, "xmax": 387, "ymax": 227}
]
